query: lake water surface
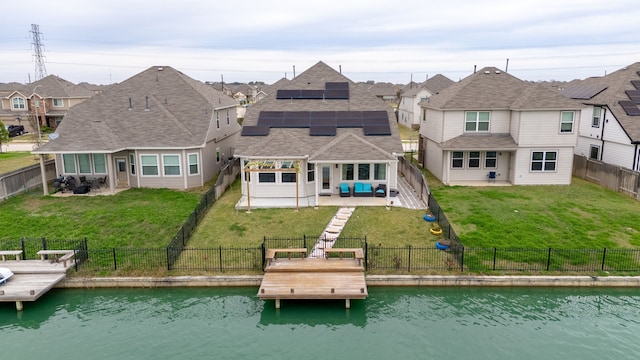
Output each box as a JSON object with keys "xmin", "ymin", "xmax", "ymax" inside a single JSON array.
[{"xmin": 1, "ymin": 286, "xmax": 639, "ymax": 359}]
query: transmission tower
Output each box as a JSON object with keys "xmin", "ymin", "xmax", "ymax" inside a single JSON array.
[{"xmin": 30, "ymin": 24, "xmax": 47, "ymax": 80}]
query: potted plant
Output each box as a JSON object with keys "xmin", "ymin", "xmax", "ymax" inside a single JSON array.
[
  {"xmin": 423, "ymin": 209, "xmax": 436, "ymax": 222},
  {"xmin": 429, "ymin": 222, "xmax": 442, "ymax": 235}
]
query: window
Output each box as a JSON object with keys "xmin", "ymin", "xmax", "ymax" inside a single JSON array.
[
  {"xmin": 592, "ymin": 107, "xmax": 602, "ymax": 128},
  {"xmin": 560, "ymin": 111, "xmax": 574, "ymax": 133},
  {"xmin": 243, "ymin": 160, "xmax": 250, "ymax": 181},
  {"xmin": 93, "ymin": 154, "xmax": 106, "ymax": 174},
  {"xmin": 485, "ymin": 151, "xmax": 497, "ymax": 168},
  {"xmin": 78, "ymin": 154, "xmax": 92, "ymax": 174},
  {"xmin": 531, "ymin": 151, "xmax": 557, "ymax": 172},
  {"xmin": 216, "ymin": 112, "xmax": 220, "ymax": 129},
  {"xmin": 452, "ymin": 151, "xmax": 464, "ymax": 168},
  {"xmin": 374, "ymin": 163, "xmax": 386, "ymax": 180},
  {"xmin": 53, "ymin": 99, "xmax": 64, "ymax": 107},
  {"xmin": 216, "ymin": 147, "xmax": 221, "ymax": 163},
  {"xmin": 307, "ymin": 163, "xmax": 314, "ymax": 182},
  {"xmin": 282, "ymin": 172, "xmax": 297, "ymax": 183},
  {"xmin": 465, "ymin": 111, "xmax": 490, "ymax": 132},
  {"xmin": 226, "ymin": 109, "xmax": 230, "ymax": 125},
  {"xmin": 468, "ymin": 151, "xmax": 480, "ymax": 168},
  {"xmin": 342, "ymin": 164, "xmax": 354, "ymax": 180},
  {"xmin": 188, "ymin": 153, "xmax": 199, "ymax": 175},
  {"xmin": 358, "ymin": 164, "xmax": 370, "ymax": 180},
  {"xmin": 422, "ymin": 109, "xmax": 426, "ymax": 122},
  {"xmin": 163, "ymin": 155, "xmax": 181, "ymax": 176},
  {"xmin": 141, "ymin": 155, "xmax": 159, "ymax": 176},
  {"xmin": 12, "ymin": 97, "xmax": 25, "ymax": 110},
  {"xmin": 258, "ymin": 173, "xmax": 275, "ymax": 183},
  {"xmin": 129, "ymin": 153, "xmax": 136, "ymax": 175},
  {"xmin": 589, "ymin": 145, "xmax": 600, "ymax": 160},
  {"xmin": 63, "ymin": 154, "xmax": 76, "ymax": 173}
]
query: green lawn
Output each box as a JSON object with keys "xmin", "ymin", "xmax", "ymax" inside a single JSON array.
[
  {"xmin": 430, "ymin": 177, "xmax": 640, "ymax": 249},
  {"xmin": 397, "ymin": 124, "xmax": 418, "ymax": 141},
  {"xmin": 0, "ymin": 188, "xmax": 201, "ymax": 248},
  {"xmin": 0, "ymin": 152, "xmax": 40, "ymax": 174}
]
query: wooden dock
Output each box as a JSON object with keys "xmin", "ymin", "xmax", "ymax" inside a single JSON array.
[
  {"xmin": 258, "ymin": 249, "xmax": 367, "ymax": 309},
  {"xmin": 0, "ymin": 257, "xmax": 75, "ymax": 311}
]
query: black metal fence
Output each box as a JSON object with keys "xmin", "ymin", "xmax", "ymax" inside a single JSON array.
[{"xmin": 3, "ymin": 236, "xmax": 640, "ymax": 274}]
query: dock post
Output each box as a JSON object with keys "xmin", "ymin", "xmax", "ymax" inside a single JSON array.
[
  {"xmin": 16, "ymin": 301, "xmax": 23, "ymax": 311},
  {"xmin": 275, "ymin": 299, "xmax": 281, "ymax": 309},
  {"xmin": 345, "ymin": 299, "xmax": 350, "ymax": 309}
]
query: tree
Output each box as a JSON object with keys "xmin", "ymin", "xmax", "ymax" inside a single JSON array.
[{"xmin": 0, "ymin": 122, "xmax": 9, "ymax": 153}]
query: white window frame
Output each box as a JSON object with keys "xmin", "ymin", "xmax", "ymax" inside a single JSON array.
[
  {"xmin": 342, "ymin": 164, "xmax": 354, "ymax": 181},
  {"xmin": 188, "ymin": 153, "xmax": 199, "ymax": 175},
  {"xmin": 589, "ymin": 145, "xmax": 600, "ymax": 160},
  {"xmin": 306, "ymin": 163, "xmax": 314, "ymax": 183},
  {"xmin": 62, "ymin": 154, "xmax": 76, "ymax": 173},
  {"xmin": 53, "ymin": 98, "xmax": 64, "ymax": 107},
  {"xmin": 357, "ymin": 164, "xmax": 371, "ymax": 181},
  {"xmin": 12, "ymin": 97, "xmax": 25, "ymax": 110},
  {"xmin": 452, "ymin": 151, "xmax": 464, "ymax": 168},
  {"xmin": 468, "ymin": 151, "xmax": 480, "ymax": 169},
  {"xmin": 226, "ymin": 109, "xmax": 230, "ymax": 125},
  {"xmin": 374, "ymin": 163, "xmax": 386, "ymax": 181},
  {"xmin": 77, "ymin": 153, "xmax": 92, "ymax": 174},
  {"xmin": 530, "ymin": 151, "xmax": 557, "ymax": 172},
  {"xmin": 465, "ymin": 111, "xmax": 490, "ymax": 132},
  {"xmin": 485, "ymin": 151, "xmax": 497, "ymax": 169},
  {"xmin": 258, "ymin": 172, "xmax": 276, "ymax": 183},
  {"xmin": 591, "ymin": 107, "xmax": 601, "ymax": 128},
  {"xmin": 216, "ymin": 111, "xmax": 220, "ymax": 129},
  {"xmin": 216, "ymin": 147, "xmax": 221, "ymax": 163},
  {"xmin": 129, "ymin": 153, "xmax": 136, "ymax": 175},
  {"xmin": 92, "ymin": 154, "xmax": 107, "ymax": 174},
  {"xmin": 162, "ymin": 154, "xmax": 181, "ymax": 177},
  {"xmin": 560, "ymin": 111, "xmax": 574, "ymax": 133},
  {"xmin": 140, "ymin": 155, "xmax": 160, "ymax": 176}
]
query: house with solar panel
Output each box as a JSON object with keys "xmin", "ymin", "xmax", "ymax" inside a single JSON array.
[
  {"xmin": 417, "ymin": 67, "xmax": 582, "ymax": 185},
  {"xmin": 561, "ymin": 62, "xmax": 640, "ymax": 171},
  {"xmin": 33, "ymin": 66, "xmax": 240, "ymax": 193},
  {"xmin": 233, "ymin": 61, "xmax": 404, "ymax": 209}
]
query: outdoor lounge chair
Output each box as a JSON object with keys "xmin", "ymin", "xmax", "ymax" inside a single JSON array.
[
  {"xmin": 339, "ymin": 183, "xmax": 351, "ymax": 197},
  {"xmin": 375, "ymin": 184, "xmax": 387, "ymax": 197},
  {"xmin": 488, "ymin": 171, "xmax": 496, "ymax": 183},
  {"xmin": 353, "ymin": 182, "xmax": 374, "ymax": 197},
  {"xmin": 0, "ymin": 267, "xmax": 14, "ymax": 285}
]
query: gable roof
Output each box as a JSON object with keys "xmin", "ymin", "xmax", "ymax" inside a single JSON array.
[
  {"xmin": 422, "ymin": 74, "xmax": 454, "ymax": 94},
  {"xmin": 35, "ymin": 66, "xmax": 238, "ymax": 153},
  {"xmin": 561, "ymin": 62, "xmax": 640, "ymax": 142},
  {"xmin": 31, "ymin": 75, "xmax": 94, "ymax": 98},
  {"xmin": 421, "ymin": 67, "xmax": 580, "ymax": 110},
  {"xmin": 234, "ymin": 61, "xmax": 403, "ymax": 161}
]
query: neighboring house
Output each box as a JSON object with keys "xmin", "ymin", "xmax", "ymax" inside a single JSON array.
[
  {"xmin": 362, "ymin": 82, "xmax": 400, "ymax": 107},
  {"xmin": 255, "ymin": 78, "xmax": 290, "ymax": 103},
  {"xmin": 418, "ymin": 67, "xmax": 581, "ymax": 185},
  {"xmin": 233, "ymin": 61, "xmax": 404, "ymax": 209},
  {"xmin": 398, "ymin": 74, "xmax": 454, "ymax": 129},
  {"xmin": 33, "ymin": 66, "xmax": 240, "ymax": 193},
  {"xmin": 0, "ymin": 76, "xmax": 93, "ymax": 133},
  {"xmin": 561, "ymin": 62, "xmax": 640, "ymax": 171}
]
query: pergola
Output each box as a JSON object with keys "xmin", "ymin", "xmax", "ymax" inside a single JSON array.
[{"xmin": 243, "ymin": 159, "xmax": 302, "ymax": 212}]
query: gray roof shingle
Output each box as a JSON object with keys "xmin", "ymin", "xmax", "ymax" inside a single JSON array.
[
  {"xmin": 234, "ymin": 61, "xmax": 403, "ymax": 161},
  {"xmin": 561, "ymin": 62, "xmax": 640, "ymax": 142},
  {"xmin": 36, "ymin": 66, "xmax": 238, "ymax": 153}
]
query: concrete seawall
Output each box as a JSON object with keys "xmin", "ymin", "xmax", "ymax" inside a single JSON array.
[{"xmin": 59, "ymin": 275, "xmax": 640, "ymax": 288}]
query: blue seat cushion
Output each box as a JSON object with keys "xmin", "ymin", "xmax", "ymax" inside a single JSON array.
[
  {"xmin": 340, "ymin": 183, "xmax": 349, "ymax": 192},
  {"xmin": 354, "ymin": 183, "xmax": 364, "ymax": 192}
]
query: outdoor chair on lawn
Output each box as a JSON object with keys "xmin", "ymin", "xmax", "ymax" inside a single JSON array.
[{"xmin": 487, "ymin": 171, "xmax": 496, "ymax": 183}]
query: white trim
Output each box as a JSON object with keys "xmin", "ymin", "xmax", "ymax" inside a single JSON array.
[
  {"xmin": 140, "ymin": 154, "xmax": 160, "ymax": 177},
  {"xmin": 187, "ymin": 152, "xmax": 200, "ymax": 176},
  {"xmin": 162, "ymin": 154, "xmax": 182, "ymax": 177}
]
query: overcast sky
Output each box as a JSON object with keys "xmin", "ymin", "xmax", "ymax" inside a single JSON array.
[{"xmin": 2, "ymin": 0, "xmax": 639, "ymax": 85}]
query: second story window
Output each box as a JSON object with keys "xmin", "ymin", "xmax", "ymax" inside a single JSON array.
[
  {"xmin": 53, "ymin": 99, "xmax": 64, "ymax": 107},
  {"xmin": 216, "ymin": 112, "xmax": 220, "ymax": 129},
  {"xmin": 226, "ymin": 109, "xmax": 230, "ymax": 125},
  {"xmin": 560, "ymin": 111, "xmax": 574, "ymax": 133},
  {"xmin": 465, "ymin": 111, "xmax": 490, "ymax": 132},
  {"xmin": 592, "ymin": 107, "xmax": 602, "ymax": 128},
  {"xmin": 12, "ymin": 97, "xmax": 25, "ymax": 110}
]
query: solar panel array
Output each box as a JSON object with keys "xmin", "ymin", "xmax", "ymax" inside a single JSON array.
[
  {"xmin": 276, "ymin": 82, "xmax": 349, "ymax": 100},
  {"xmin": 619, "ymin": 80, "xmax": 640, "ymax": 116},
  {"xmin": 561, "ymin": 85, "xmax": 608, "ymax": 100},
  {"xmin": 241, "ymin": 111, "xmax": 391, "ymax": 136}
]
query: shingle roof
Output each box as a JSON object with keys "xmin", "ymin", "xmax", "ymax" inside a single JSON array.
[
  {"xmin": 422, "ymin": 74, "xmax": 454, "ymax": 94},
  {"xmin": 234, "ymin": 61, "xmax": 403, "ymax": 162},
  {"xmin": 35, "ymin": 66, "xmax": 238, "ymax": 153},
  {"xmin": 440, "ymin": 133, "xmax": 518, "ymax": 150},
  {"xmin": 420, "ymin": 67, "xmax": 580, "ymax": 110},
  {"xmin": 31, "ymin": 75, "xmax": 94, "ymax": 98},
  {"xmin": 561, "ymin": 62, "xmax": 640, "ymax": 142}
]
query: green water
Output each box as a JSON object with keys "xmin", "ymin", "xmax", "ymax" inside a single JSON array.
[{"xmin": 1, "ymin": 287, "xmax": 639, "ymax": 359}]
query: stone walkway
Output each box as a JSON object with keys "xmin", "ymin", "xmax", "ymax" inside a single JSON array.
[{"xmin": 308, "ymin": 207, "xmax": 355, "ymax": 258}]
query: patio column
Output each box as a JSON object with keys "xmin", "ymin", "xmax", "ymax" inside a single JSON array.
[
  {"xmin": 385, "ymin": 161, "xmax": 390, "ymax": 206},
  {"xmin": 106, "ymin": 153, "xmax": 115, "ymax": 193},
  {"xmin": 314, "ymin": 162, "xmax": 319, "ymax": 208},
  {"xmin": 39, "ymin": 154, "xmax": 48, "ymax": 195}
]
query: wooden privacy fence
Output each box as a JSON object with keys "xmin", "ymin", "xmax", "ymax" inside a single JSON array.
[
  {"xmin": 573, "ymin": 155, "xmax": 640, "ymax": 200},
  {"xmin": 0, "ymin": 159, "xmax": 56, "ymax": 202}
]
